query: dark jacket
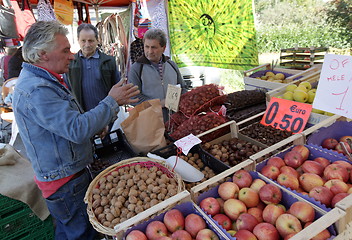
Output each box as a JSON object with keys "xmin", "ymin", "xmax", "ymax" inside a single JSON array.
[{"xmin": 66, "ymin": 50, "xmax": 118, "ymax": 109}]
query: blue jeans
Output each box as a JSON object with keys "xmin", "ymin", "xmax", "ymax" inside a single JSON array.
[{"xmin": 45, "ymin": 169, "xmax": 98, "ymax": 240}]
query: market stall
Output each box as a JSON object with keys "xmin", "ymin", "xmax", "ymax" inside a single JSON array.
[{"xmin": 1, "ymin": 0, "xmax": 352, "ymax": 239}]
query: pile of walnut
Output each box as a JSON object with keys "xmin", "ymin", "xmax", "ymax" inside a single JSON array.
[{"xmin": 91, "ymin": 164, "xmax": 179, "ymax": 228}]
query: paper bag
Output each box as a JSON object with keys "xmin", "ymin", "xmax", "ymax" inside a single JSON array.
[{"xmin": 121, "ymin": 99, "xmax": 167, "ymax": 154}]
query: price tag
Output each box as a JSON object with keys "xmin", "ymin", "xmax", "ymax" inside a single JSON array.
[
  {"xmin": 165, "ymin": 84, "xmax": 182, "ymax": 112},
  {"xmin": 174, "ymin": 134, "xmax": 202, "ymax": 155},
  {"xmin": 260, "ymin": 97, "xmax": 312, "ymax": 134},
  {"xmin": 313, "ymin": 54, "xmax": 352, "ymax": 118}
]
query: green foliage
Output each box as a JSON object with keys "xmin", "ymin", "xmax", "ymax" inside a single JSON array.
[{"xmin": 254, "ymin": 0, "xmax": 351, "ymax": 53}]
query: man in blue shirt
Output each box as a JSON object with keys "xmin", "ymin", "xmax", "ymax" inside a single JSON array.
[{"xmin": 66, "ymin": 23, "xmax": 119, "ymax": 112}]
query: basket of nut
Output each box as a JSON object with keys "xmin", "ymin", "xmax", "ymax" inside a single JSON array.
[{"xmin": 84, "ymin": 157, "xmax": 185, "ymax": 236}]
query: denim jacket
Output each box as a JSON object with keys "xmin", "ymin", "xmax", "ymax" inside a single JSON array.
[{"xmin": 12, "ymin": 63, "xmax": 119, "ymax": 182}]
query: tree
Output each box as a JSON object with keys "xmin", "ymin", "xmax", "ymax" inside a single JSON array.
[{"xmin": 326, "ymin": 0, "xmax": 352, "ymax": 44}]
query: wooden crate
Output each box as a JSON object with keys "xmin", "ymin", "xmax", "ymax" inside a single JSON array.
[
  {"xmin": 243, "ymin": 63, "xmax": 320, "ymax": 91},
  {"xmin": 335, "ymin": 194, "xmax": 352, "ymax": 231}
]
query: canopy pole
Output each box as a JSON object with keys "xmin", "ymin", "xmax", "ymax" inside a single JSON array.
[{"xmin": 94, "ymin": 5, "xmax": 100, "ymax": 23}]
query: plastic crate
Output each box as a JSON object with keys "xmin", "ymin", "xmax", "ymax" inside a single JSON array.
[
  {"xmin": 13, "ymin": 216, "xmax": 54, "ymax": 240},
  {"xmin": 0, "ymin": 207, "xmax": 54, "ymax": 240},
  {"xmin": 89, "ymin": 129, "xmax": 138, "ymax": 177},
  {"xmin": 0, "ymin": 194, "xmax": 28, "ymax": 219}
]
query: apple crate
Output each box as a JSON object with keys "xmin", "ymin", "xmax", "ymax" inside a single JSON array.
[
  {"xmin": 243, "ymin": 63, "xmax": 305, "ymax": 91},
  {"xmin": 306, "ymin": 120, "xmax": 352, "ymax": 162},
  {"xmin": 256, "ymin": 144, "xmax": 349, "ymax": 209},
  {"xmin": 335, "ymin": 194, "xmax": 352, "ymax": 229},
  {"xmin": 122, "ymin": 201, "xmax": 229, "ymax": 240},
  {"xmin": 194, "ymin": 170, "xmax": 340, "ymax": 240}
]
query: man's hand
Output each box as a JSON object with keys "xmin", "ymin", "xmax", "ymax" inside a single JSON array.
[
  {"xmin": 108, "ymin": 80, "xmax": 140, "ymax": 106},
  {"xmin": 98, "ymin": 126, "xmax": 109, "ymax": 139}
]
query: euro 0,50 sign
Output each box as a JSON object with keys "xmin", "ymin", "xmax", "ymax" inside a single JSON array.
[{"xmin": 260, "ymin": 97, "xmax": 312, "ymax": 134}]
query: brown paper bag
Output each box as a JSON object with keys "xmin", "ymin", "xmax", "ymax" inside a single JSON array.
[{"xmin": 121, "ymin": 99, "xmax": 167, "ymax": 154}]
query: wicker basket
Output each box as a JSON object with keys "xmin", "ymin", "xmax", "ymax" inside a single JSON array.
[{"xmin": 84, "ymin": 157, "xmax": 185, "ymax": 236}]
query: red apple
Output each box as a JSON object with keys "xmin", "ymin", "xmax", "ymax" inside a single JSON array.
[
  {"xmin": 332, "ymin": 160, "xmax": 352, "ymax": 173},
  {"xmin": 284, "ymin": 151, "xmax": 305, "ymax": 168},
  {"xmin": 218, "ymin": 182, "xmax": 239, "ymax": 200},
  {"xmin": 185, "ymin": 213, "xmax": 206, "ymax": 238},
  {"xmin": 213, "ymin": 213, "xmax": 232, "ymax": 231},
  {"xmin": 288, "ymin": 201, "xmax": 315, "ymax": 223},
  {"xmin": 284, "ymin": 233, "xmax": 296, "ymax": 240},
  {"xmin": 171, "ymin": 229, "xmax": 192, "ymax": 240},
  {"xmin": 262, "ymin": 204, "xmax": 285, "ymax": 225},
  {"xmin": 339, "ymin": 135, "xmax": 352, "ymax": 143},
  {"xmin": 233, "ymin": 170, "xmax": 253, "ymax": 188},
  {"xmin": 324, "ymin": 164, "xmax": 349, "ymax": 182},
  {"xmin": 248, "ymin": 207, "xmax": 264, "ymax": 223},
  {"xmin": 234, "ymin": 229, "xmax": 258, "ymax": 240},
  {"xmin": 335, "ymin": 142, "xmax": 352, "ymax": 154},
  {"xmin": 331, "ymin": 192, "xmax": 350, "ymax": 207},
  {"xmin": 223, "ymin": 198, "xmax": 247, "ymax": 221},
  {"xmin": 195, "ymin": 229, "xmax": 219, "ymax": 240},
  {"xmin": 291, "ymin": 145, "xmax": 309, "ymax": 161},
  {"xmin": 313, "ymin": 157, "xmax": 330, "ymax": 168},
  {"xmin": 216, "ymin": 198, "xmax": 225, "ymax": 213},
  {"xmin": 155, "ymin": 237, "xmax": 172, "ymax": 240},
  {"xmin": 146, "ymin": 221, "xmax": 168, "ymax": 240},
  {"xmin": 299, "ymin": 173, "xmax": 324, "ymax": 192},
  {"xmin": 301, "ymin": 160, "xmax": 324, "ymax": 176},
  {"xmin": 239, "ymin": 187, "xmax": 260, "ymax": 208},
  {"xmin": 259, "ymin": 184, "xmax": 282, "ymax": 204},
  {"xmin": 236, "ymin": 213, "xmax": 259, "ymax": 232},
  {"xmin": 304, "ymin": 222, "xmax": 331, "ymax": 240},
  {"xmin": 275, "ymin": 214, "xmax": 302, "ymax": 238},
  {"xmin": 253, "ymin": 222, "xmax": 280, "ymax": 240},
  {"xmin": 321, "ymin": 138, "xmax": 339, "ymax": 150},
  {"xmin": 250, "ymin": 179, "xmax": 266, "ymax": 193},
  {"xmin": 309, "ymin": 186, "xmax": 334, "ymax": 207},
  {"xmin": 277, "ymin": 173, "xmax": 299, "ymax": 190},
  {"xmin": 261, "ymin": 165, "xmax": 280, "ymax": 180},
  {"xmin": 280, "ymin": 166, "xmax": 299, "ymax": 178},
  {"xmin": 267, "ymin": 156, "xmax": 286, "ymax": 169},
  {"xmin": 163, "ymin": 209, "xmax": 184, "ymax": 233},
  {"xmin": 324, "ymin": 179, "xmax": 349, "ymax": 195},
  {"xmin": 200, "ymin": 197, "xmax": 221, "ymax": 216},
  {"xmin": 126, "ymin": 230, "xmax": 148, "ymax": 240}
]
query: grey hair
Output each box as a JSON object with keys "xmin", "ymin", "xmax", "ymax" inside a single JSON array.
[
  {"xmin": 143, "ymin": 29, "xmax": 167, "ymax": 47},
  {"xmin": 22, "ymin": 21, "xmax": 69, "ymax": 64}
]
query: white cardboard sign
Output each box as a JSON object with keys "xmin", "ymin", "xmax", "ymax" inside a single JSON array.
[
  {"xmin": 165, "ymin": 84, "xmax": 182, "ymax": 112},
  {"xmin": 313, "ymin": 54, "xmax": 352, "ymax": 118}
]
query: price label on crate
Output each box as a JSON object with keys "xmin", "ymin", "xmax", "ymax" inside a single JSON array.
[
  {"xmin": 174, "ymin": 134, "xmax": 202, "ymax": 155},
  {"xmin": 260, "ymin": 97, "xmax": 312, "ymax": 134},
  {"xmin": 313, "ymin": 54, "xmax": 352, "ymax": 118},
  {"xmin": 165, "ymin": 84, "xmax": 182, "ymax": 112}
]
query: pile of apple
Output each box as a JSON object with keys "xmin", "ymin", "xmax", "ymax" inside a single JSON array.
[
  {"xmin": 320, "ymin": 135, "xmax": 352, "ymax": 157},
  {"xmin": 125, "ymin": 208, "xmax": 221, "ymax": 240},
  {"xmin": 279, "ymin": 81, "xmax": 333, "ymax": 116},
  {"xmin": 198, "ymin": 169, "xmax": 331, "ymax": 240},
  {"xmin": 260, "ymin": 145, "xmax": 352, "ymax": 208},
  {"xmin": 255, "ymin": 71, "xmax": 286, "ymax": 83}
]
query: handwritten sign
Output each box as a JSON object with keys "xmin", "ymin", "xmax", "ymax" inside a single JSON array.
[
  {"xmin": 313, "ymin": 54, "xmax": 352, "ymax": 118},
  {"xmin": 260, "ymin": 97, "xmax": 312, "ymax": 134},
  {"xmin": 165, "ymin": 84, "xmax": 182, "ymax": 112},
  {"xmin": 174, "ymin": 134, "xmax": 202, "ymax": 155}
]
